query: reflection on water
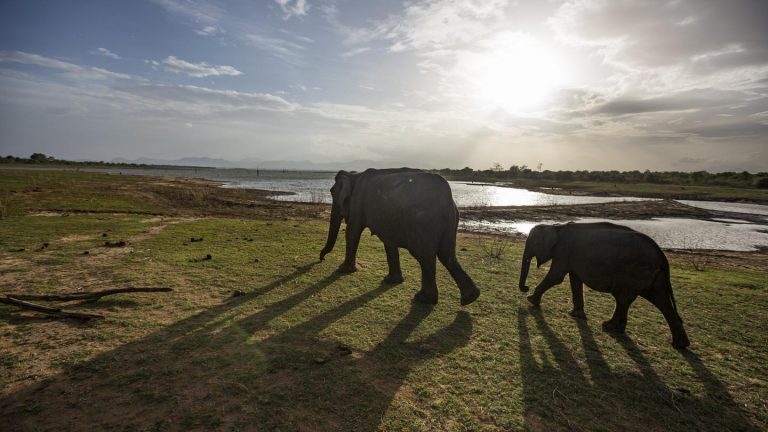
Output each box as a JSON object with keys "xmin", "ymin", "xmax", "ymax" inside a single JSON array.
[
  {"xmin": 460, "ymin": 217, "xmax": 768, "ymax": 251},
  {"xmin": 678, "ymin": 200, "xmax": 768, "ymax": 217},
  {"xmin": 225, "ymin": 179, "xmax": 651, "ymax": 207}
]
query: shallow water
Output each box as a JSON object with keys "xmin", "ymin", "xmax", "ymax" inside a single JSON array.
[
  {"xmin": 678, "ymin": 200, "xmax": 768, "ymax": 217},
  {"xmin": 224, "ymin": 178, "xmax": 651, "ymax": 207},
  {"xmin": 460, "ymin": 217, "xmax": 768, "ymax": 251}
]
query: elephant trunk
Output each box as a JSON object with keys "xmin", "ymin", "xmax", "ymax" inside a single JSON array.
[
  {"xmin": 519, "ymin": 247, "xmax": 532, "ymax": 292},
  {"xmin": 320, "ymin": 204, "xmax": 343, "ymax": 261}
]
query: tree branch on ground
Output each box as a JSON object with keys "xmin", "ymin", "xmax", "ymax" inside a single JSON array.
[{"xmin": 0, "ymin": 287, "xmax": 173, "ymax": 320}]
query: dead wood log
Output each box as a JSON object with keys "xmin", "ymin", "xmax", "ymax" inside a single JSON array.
[
  {"xmin": 0, "ymin": 297, "xmax": 104, "ymax": 320},
  {"xmin": 5, "ymin": 287, "xmax": 173, "ymax": 302}
]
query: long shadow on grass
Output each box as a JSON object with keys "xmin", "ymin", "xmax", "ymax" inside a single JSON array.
[
  {"xmin": 518, "ymin": 308, "xmax": 759, "ymax": 432},
  {"xmin": 1, "ymin": 263, "xmax": 472, "ymax": 431}
]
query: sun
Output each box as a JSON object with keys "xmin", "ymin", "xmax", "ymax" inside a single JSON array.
[{"xmin": 462, "ymin": 33, "xmax": 563, "ymax": 111}]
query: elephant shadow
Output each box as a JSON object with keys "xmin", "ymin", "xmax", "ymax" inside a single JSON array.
[
  {"xmin": 1, "ymin": 261, "xmax": 472, "ymax": 431},
  {"xmin": 517, "ymin": 308, "xmax": 760, "ymax": 432}
]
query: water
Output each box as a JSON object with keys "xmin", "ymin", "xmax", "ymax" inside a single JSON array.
[
  {"xmin": 76, "ymin": 167, "xmax": 768, "ymax": 251},
  {"xmin": 678, "ymin": 200, "xmax": 768, "ymax": 217},
  {"xmin": 460, "ymin": 218, "xmax": 768, "ymax": 251},
  {"xmin": 224, "ymin": 177, "xmax": 651, "ymax": 207}
]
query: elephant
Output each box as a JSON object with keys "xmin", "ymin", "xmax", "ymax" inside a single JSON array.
[
  {"xmin": 320, "ymin": 168, "xmax": 480, "ymax": 306},
  {"xmin": 519, "ymin": 222, "xmax": 690, "ymax": 348}
]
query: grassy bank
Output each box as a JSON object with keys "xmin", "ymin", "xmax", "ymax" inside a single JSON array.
[{"xmin": 1, "ymin": 170, "xmax": 766, "ymax": 431}]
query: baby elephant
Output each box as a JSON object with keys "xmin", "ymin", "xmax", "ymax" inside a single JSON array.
[{"xmin": 519, "ymin": 222, "xmax": 690, "ymax": 349}]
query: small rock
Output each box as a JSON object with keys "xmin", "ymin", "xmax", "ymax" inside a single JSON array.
[
  {"xmin": 232, "ymin": 290, "xmax": 245, "ymax": 297},
  {"xmin": 313, "ymin": 355, "xmax": 330, "ymax": 365}
]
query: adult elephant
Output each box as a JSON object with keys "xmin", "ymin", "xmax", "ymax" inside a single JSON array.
[
  {"xmin": 320, "ymin": 168, "xmax": 480, "ymax": 306},
  {"xmin": 519, "ymin": 222, "xmax": 690, "ymax": 348}
]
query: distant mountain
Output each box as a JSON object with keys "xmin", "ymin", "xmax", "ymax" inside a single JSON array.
[{"xmin": 110, "ymin": 157, "xmax": 399, "ymax": 171}]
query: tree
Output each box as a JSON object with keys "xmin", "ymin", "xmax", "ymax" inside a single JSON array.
[{"xmin": 29, "ymin": 153, "xmax": 54, "ymax": 163}]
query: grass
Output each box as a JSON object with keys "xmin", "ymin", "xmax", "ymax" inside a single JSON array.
[{"xmin": 0, "ymin": 170, "xmax": 766, "ymax": 431}]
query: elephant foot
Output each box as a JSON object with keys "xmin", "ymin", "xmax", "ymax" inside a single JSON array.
[
  {"xmin": 526, "ymin": 295, "xmax": 541, "ymax": 307},
  {"xmin": 672, "ymin": 332, "xmax": 691, "ymax": 350},
  {"xmin": 383, "ymin": 274, "xmax": 404, "ymax": 284},
  {"xmin": 460, "ymin": 287, "xmax": 480, "ymax": 306},
  {"xmin": 413, "ymin": 290, "xmax": 438, "ymax": 305},
  {"xmin": 336, "ymin": 263, "xmax": 357, "ymax": 274},
  {"xmin": 601, "ymin": 319, "xmax": 626, "ymax": 334},
  {"xmin": 569, "ymin": 309, "xmax": 587, "ymax": 319}
]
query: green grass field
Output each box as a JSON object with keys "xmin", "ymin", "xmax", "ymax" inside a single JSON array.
[{"xmin": 1, "ymin": 170, "xmax": 766, "ymax": 431}]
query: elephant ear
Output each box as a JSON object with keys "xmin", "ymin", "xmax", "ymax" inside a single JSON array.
[
  {"xmin": 333, "ymin": 172, "xmax": 353, "ymax": 219},
  {"xmin": 536, "ymin": 225, "xmax": 558, "ymax": 267}
]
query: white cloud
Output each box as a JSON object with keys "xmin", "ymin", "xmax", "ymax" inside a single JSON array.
[
  {"xmin": 92, "ymin": 47, "xmax": 121, "ymax": 59},
  {"xmin": 243, "ymin": 33, "xmax": 307, "ymax": 64},
  {"xmin": 385, "ymin": 0, "xmax": 510, "ymax": 53},
  {"xmin": 275, "ymin": 0, "xmax": 309, "ymax": 19},
  {"xmin": 340, "ymin": 47, "xmax": 370, "ymax": 58},
  {"xmin": 124, "ymin": 84, "xmax": 296, "ymax": 114},
  {"xmin": 150, "ymin": 0, "xmax": 223, "ymax": 25},
  {"xmin": 159, "ymin": 56, "xmax": 242, "ymax": 78},
  {"xmin": 0, "ymin": 50, "xmax": 135, "ymax": 80},
  {"xmin": 195, "ymin": 25, "xmax": 221, "ymax": 36}
]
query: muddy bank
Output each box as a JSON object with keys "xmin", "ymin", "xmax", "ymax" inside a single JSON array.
[{"xmin": 459, "ymin": 199, "xmax": 715, "ymax": 223}]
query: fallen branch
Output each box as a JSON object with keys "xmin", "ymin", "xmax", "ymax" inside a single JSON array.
[
  {"xmin": 5, "ymin": 287, "xmax": 173, "ymax": 302},
  {"xmin": 0, "ymin": 297, "xmax": 104, "ymax": 320}
]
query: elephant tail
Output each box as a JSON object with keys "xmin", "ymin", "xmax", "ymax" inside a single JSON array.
[{"xmin": 656, "ymin": 256, "xmax": 683, "ymax": 323}]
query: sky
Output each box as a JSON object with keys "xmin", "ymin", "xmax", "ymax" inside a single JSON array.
[{"xmin": 0, "ymin": 0, "xmax": 766, "ymax": 172}]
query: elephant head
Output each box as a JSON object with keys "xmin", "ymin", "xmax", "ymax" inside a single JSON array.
[
  {"xmin": 519, "ymin": 224, "xmax": 558, "ymax": 292},
  {"xmin": 320, "ymin": 170, "xmax": 354, "ymax": 261}
]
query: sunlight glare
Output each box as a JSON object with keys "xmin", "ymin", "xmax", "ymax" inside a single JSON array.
[{"xmin": 464, "ymin": 33, "xmax": 563, "ymax": 111}]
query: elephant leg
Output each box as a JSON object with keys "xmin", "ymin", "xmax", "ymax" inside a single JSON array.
[
  {"xmin": 383, "ymin": 243, "xmax": 404, "ymax": 284},
  {"xmin": 602, "ymin": 293, "xmax": 636, "ymax": 334},
  {"xmin": 568, "ymin": 274, "xmax": 586, "ymax": 319},
  {"xmin": 338, "ymin": 223, "xmax": 363, "ymax": 273},
  {"xmin": 641, "ymin": 289, "xmax": 690, "ymax": 349},
  {"xmin": 413, "ymin": 253, "xmax": 438, "ymax": 305},
  {"xmin": 527, "ymin": 267, "xmax": 567, "ymax": 307},
  {"xmin": 437, "ymin": 245, "xmax": 480, "ymax": 306}
]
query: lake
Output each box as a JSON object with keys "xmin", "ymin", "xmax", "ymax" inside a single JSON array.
[{"xmin": 85, "ymin": 167, "xmax": 768, "ymax": 251}]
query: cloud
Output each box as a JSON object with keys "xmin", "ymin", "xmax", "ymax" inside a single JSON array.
[
  {"xmin": 92, "ymin": 47, "xmax": 121, "ymax": 59},
  {"xmin": 158, "ymin": 56, "xmax": 242, "ymax": 78},
  {"xmin": 340, "ymin": 47, "xmax": 370, "ymax": 58},
  {"xmin": 123, "ymin": 84, "xmax": 296, "ymax": 114},
  {"xmin": 591, "ymin": 88, "xmax": 748, "ymax": 116},
  {"xmin": 243, "ymin": 33, "xmax": 307, "ymax": 64},
  {"xmin": 150, "ymin": 0, "xmax": 223, "ymax": 25},
  {"xmin": 194, "ymin": 25, "xmax": 221, "ymax": 36},
  {"xmin": 374, "ymin": 0, "xmax": 511, "ymax": 54},
  {"xmin": 275, "ymin": 0, "xmax": 309, "ymax": 19},
  {"xmin": 0, "ymin": 50, "xmax": 135, "ymax": 80},
  {"xmin": 681, "ymin": 121, "xmax": 768, "ymax": 138},
  {"xmin": 549, "ymin": 0, "xmax": 768, "ymax": 79}
]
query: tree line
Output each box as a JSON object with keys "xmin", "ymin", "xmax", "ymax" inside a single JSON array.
[
  {"xmin": 1, "ymin": 153, "xmax": 151, "ymax": 168},
  {"xmin": 3, "ymin": 153, "xmax": 767, "ymax": 188},
  {"xmin": 432, "ymin": 164, "xmax": 768, "ymax": 188}
]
